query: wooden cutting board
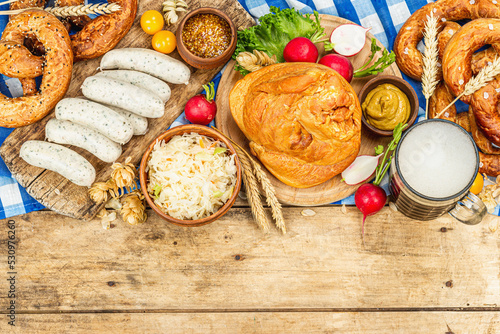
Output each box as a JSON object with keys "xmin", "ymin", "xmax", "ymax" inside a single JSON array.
[
  {"xmin": 0, "ymin": 0, "xmax": 255, "ymax": 220},
  {"xmin": 215, "ymin": 15, "xmax": 400, "ymax": 206}
]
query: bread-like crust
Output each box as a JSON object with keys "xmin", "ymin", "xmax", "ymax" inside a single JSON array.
[
  {"xmin": 443, "ymin": 18, "xmax": 500, "ymax": 104},
  {"xmin": 0, "ymin": 41, "xmax": 43, "ymax": 78},
  {"xmin": 468, "ymin": 107, "xmax": 500, "ymax": 155},
  {"xmin": 11, "ymin": 0, "xmax": 137, "ymax": 61},
  {"xmin": 229, "ymin": 63, "xmax": 361, "ymax": 188},
  {"xmin": 0, "ymin": 10, "xmax": 73, "ymax": 128},
  {"xmin": 394, "ymin": 0, "xmax": 500, "ymax": 80},
  {"xmin": 428, "ymin": 82, "xmax": 456, "ymax": 122},
  {"xmin": 70, "ymin": 0, "xmax": 137, "ymax": 61},
  {"xmin": 470, "ymin": 76, "xmax": 500, "ymax": 146}
]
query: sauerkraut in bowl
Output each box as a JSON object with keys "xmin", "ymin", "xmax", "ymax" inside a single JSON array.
[{"xmin": 145, "ymin": 132, "xmax": 238, "ymax": 221}]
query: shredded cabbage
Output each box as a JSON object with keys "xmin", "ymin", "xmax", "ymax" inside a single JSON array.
[{"xmin": 146, "ymin": 132, "xmax": 237, "ymax": 220}]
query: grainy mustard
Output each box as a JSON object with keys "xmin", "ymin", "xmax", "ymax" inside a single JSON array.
[{"xmin": 182, "ymin": 13, "xmax": 231, "ymax": 58}]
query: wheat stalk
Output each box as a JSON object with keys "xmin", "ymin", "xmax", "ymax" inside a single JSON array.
[
  {"xmin": 0, "ymin": 3, "xmax": 121, "ymax": 17},
  {"xmin": 237, "ymin": 148, "xmax": 270, "ymax": 233},
  {"xmin": 421, "ymin": 13, "xmax": 439, "ymax": 119},
  {"xmin": 46, "ymin": 3, "xmax": 121, "ymax": 16},
  {"xmin": 436, "ymin": 56, "xmax": 500, "ymax": 118},
  {"xmin": 211, "ymin": 127, "xmax": 287, "ymax": 233},
  {"xmin": 248, "ymin": 159, "xmax": 286, "ymax": 234}
]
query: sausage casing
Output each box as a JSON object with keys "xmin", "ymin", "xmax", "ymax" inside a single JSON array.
[{"xmin": 20, "ymin": 140, "xmax": 96, "ymax": 187}]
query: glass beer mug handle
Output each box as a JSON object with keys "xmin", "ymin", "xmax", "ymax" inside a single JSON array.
[{"xmin": 448, "ymin": 192, "xmax": 487, "ymax": 225}]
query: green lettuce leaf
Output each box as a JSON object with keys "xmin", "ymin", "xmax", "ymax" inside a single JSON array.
[{"xmin": 232, "ymin": 6, "xmax": 325, "ymax": 75}]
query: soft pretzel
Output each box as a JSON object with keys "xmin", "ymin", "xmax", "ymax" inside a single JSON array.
[
  {"xmin": 437, "ymin": 21, "xmax": 460, "ymax": 61},
  {"xmin": 442, "ymin": 18, "xmax": 500, "ymax": 104},
  {"xmin": 394, "ymin": 0, "xmax": 500, "ymax": 80},
  {"xmin": 11, "ymin": 0, "xmax": 137, "ymax": 61},
  {"xmin": 469, "ymin": 75, "xmax": 500, "ymax": 145},
  {"xmin": 0, "ymin": 10, "xmax": 73, "ymax": 128}
]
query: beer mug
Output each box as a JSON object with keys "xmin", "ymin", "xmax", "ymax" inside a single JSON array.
[{"xmin": 389, "ymin": 119, "xmax": 487, "ymax": 225}]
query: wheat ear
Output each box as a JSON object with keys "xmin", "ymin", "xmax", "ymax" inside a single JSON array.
[
  {"xmin": 0, "ymin": 3, "xmax": 121, "ymax": 17},
  {"xmin": 436, "ymin": 56, "xmax": 500, "ymax": 118},
  {"xmin": 237, "ymin": 148, "xmax": 270, "ymax": 233},
  {"xmin": 211, "ymin": 127, "xmax": 286, "ymax": 233},
  {"xmin": 248, "ymin": 158, "xmax": 286, "ymax": 234},
  {"xmin": 45, "ymin": 3, "xmax": 121, "ymax": 16},
  {"xmin": 421, "ymin": 12, "xmax": 439, "ymax": 120}
]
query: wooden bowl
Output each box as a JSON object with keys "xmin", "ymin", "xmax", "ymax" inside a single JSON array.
[
  {"xmin": 139, "ymin": 124, "xmax": 242, "ymax": 227},
  {"xmin": 175, "ymin": 7, "xmax": 237, "ymax": 70},
  {"xmin": 358, "ymin": 75, "xmax": 419, "ymax": 136}
]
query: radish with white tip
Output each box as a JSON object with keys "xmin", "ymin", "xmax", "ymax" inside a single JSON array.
[{"xmin": 324, "ymin": 24, "xmax": 371, "ymax": 57}]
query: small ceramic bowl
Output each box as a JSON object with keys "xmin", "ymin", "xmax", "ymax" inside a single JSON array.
[
  {"xmin": 139, "ymin": 124, "xmax": 242, "ymax": 227},
  {"xmin": 175, "ymin": 7, "xmax": 237, "ymax": 70},
  {"xmin": 358, "ymin": 75, "xmax": 419, "ymax": 136}
]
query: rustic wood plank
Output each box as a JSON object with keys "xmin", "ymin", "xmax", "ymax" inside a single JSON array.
[
  {"xmin": 1, "ymin": 312, "xmax": 500, "ymax": 333},
  {"xmin": 0, "ymin": 0, "xmax": 255, "ymax": 220},
  {"xmin": 0, "ymin": 208, "xmax": 499, "ymax": 312}
]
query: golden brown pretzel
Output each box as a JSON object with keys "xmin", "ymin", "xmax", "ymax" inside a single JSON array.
[
  {"xmin": 12, "ymin": 0, "xmax": 137, "ymax": 61},
  {"xmin": 394, "ymin": 0, "xmax": 500, "ymax": 80},
  {"xmin": 428, "ymin": 82, "xmax": 456, "ymax": 122},
  {"xmin": 470, "ymin": 76, "xmax": 500, "ymax": 145},
  {"xmin": 0, "ymin": 42, "xmax": 43, "ymax": 78},
  {"xmin": 437, "ymin": 21, "xmax": 460, "ymax": 63},
  {"xmin": 0, "ymin": 10, "xmax": 73, "ymax": 128},
  {"xmin": 70, "ymin": 0, "xmax": 137, "ymax": 61},
  {"xmin": 468, "ymin": 107, "xmax": 500, "ymax": 155},
  {"xmin": 479, "ymin": 152, "xmax": 500, "ymax": 176},
  {"xmin": 443, "ymin": 18, "xmax": 500, "ymax": 104}
]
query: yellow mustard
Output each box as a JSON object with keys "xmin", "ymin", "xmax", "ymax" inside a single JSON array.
[{"xmin": 362, "ymin": 83, "xmax": 410, "ymax": 131}]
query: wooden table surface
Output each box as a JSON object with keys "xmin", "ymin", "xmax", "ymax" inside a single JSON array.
[
  {"xmin": 1, "ymin": 0, "xmax": 500, "ymax": 332},
  {"xmin": 1, "ymin": 200, "xmax": 499, "ymax": 333}
]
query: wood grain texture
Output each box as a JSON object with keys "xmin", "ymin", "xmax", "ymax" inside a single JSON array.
[
  {"xmin": 1, "ymin": 312, "xmax": 500, "ymax": 333},
  {"xmin": 1, "ymin": 208, "xmax": 499, "ymax": 313},
  {"xmin": 215, "ymin": 15, "xmax": 399, "ymax": 206},
  {"xmin": 0, "ymin": 0, "xmax": 255, "ymax": 220}
]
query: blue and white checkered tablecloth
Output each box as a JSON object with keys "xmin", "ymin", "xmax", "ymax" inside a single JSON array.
[{"xmin": 1, "ymin": 0, "xmax": 499, "ymax": 218}]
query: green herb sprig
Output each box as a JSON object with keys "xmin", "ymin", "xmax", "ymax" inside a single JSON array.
[
  {"xmin": 373, "ymin": 123, "xmax": 407, "ymax": 186},
  {"xmin": 353, "ymin": 38, "xmax": 395, "ymax": 78}
]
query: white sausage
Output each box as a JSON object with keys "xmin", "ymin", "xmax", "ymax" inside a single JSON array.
[
  {"xmin": 55, "ymin": 98, "xmax": 134, "ymax": 145},
  {"xmin": 81, "ymin": 76, "xmax": 165, "ymax": 118},
  {"xmin": 20, "ymin": 141, "xmax": 96, "ymax": 187},
  {"xmin": 95, "ymin": 70, "xmax": 171, "ymax": 102},
  {"xmin": 45, "ymin": 119, "xmax": 122, "ymax": 163},
  {"xmin": 100, "ymin": 48, "xmax": 191, "ymax": 85},
  {"xmin": 105, "ymin": 105, "xmax": 148, "ymax": 136}
]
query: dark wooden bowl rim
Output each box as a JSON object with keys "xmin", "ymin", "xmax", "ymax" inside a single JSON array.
[
  {"xmin": 358, "ymin": 75, "xmax": 419, "ymax": 137},
  {"xmin": 139, "ymin": 124, "xmax": 242, "ymax": 227}
]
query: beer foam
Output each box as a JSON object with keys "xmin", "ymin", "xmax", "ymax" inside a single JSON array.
[{"xmin": 397, "ymin": 122, "xmax": 477, "ymax": 198}]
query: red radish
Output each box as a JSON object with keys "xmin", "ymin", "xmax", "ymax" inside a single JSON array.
[
  {"xmin": 342, "ymin": 154, "xmax": 382, "ymax": 185},
  {"xmin": 329, "ymin": 24, "xmax": 370, "ymax": 57},
  {"xmin": 354, "ymin": 183, "xmax": 387, "ymax": 235},
  {"xmin": 283, "ymin": 37, "xmax": 319, "ymax": 63},
  {"xmin": 318, "ymin": 54, "xmax": 354, "ymax": 82},
  {"xmin": 185, "ymin": 82, "xmax": 217, "ymax": 125}
]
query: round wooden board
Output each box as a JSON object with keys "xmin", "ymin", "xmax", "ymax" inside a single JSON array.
[{"xmin": 215, "ymin": 14, "xmax": 401, "ymax": 206}]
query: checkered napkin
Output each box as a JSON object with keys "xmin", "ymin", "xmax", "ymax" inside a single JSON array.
[{"xmin": 1, "ymin": 0, "xmax": 498, "ymax": 218}]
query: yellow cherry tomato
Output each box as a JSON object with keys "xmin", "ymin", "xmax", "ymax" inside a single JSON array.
[
  {"xmin": 152, "ymin": 30, "xmax": 176, "ymax": 54},
  {"xmin": 469, "ymin": 172, "xmax": 484, "ymax": 195},
  {"xmin": 141, "ymin": 10, "xmax": 164, "ymax": 35}
]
